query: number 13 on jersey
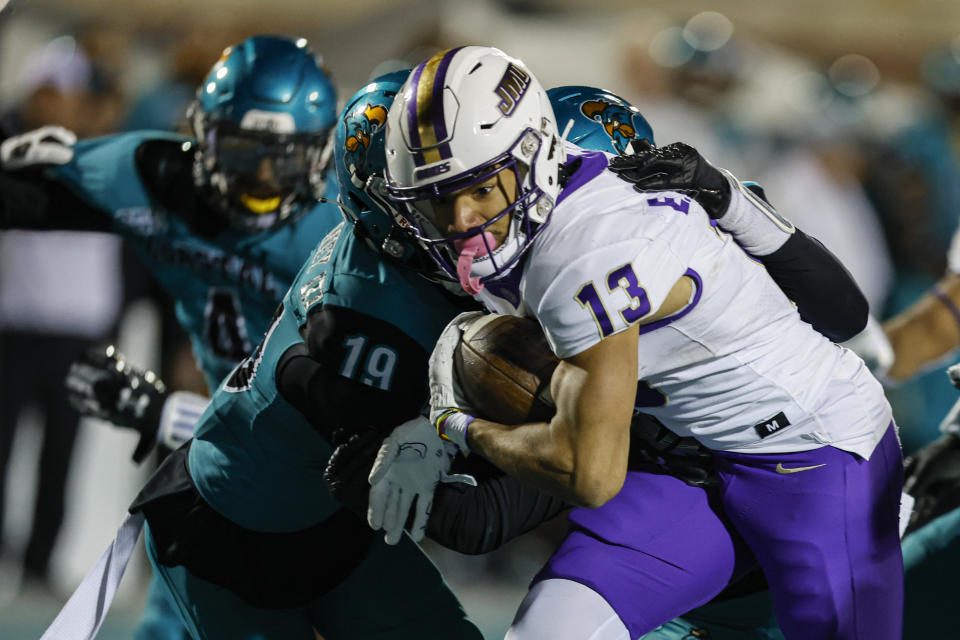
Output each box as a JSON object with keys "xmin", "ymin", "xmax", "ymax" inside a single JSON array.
[{"xmin": 575, "ymin": 263, "xmax": 650, "ymax": 338}]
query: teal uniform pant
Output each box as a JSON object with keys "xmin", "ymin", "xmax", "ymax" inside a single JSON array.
[
  {"xmin": 145, "ymin": 524, "xmax": 482, "ymax": 640},
  {"xmin": 902, "ymin": 505, "xmax": 960, "ymax": 636},
  {"xmin": 135, "ymin": 574, "xmax": 193, "ymax": 640}
]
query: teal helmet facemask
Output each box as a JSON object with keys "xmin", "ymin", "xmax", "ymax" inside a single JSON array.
[{"xmin": 190, "ymin": 35, "xmax": 337, "ymax": 233}]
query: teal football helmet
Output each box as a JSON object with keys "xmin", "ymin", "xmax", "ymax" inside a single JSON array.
[
  {"xmin": 548, "ymin": 85, "xmax": 655, "ymax": 154},
  {"xmin": 190, "ymin": 35, "xmax": 337, "ymax": 233},
  {"xmin": 334, "ymin": 69, "xmax": 462, "ymax": 289},
  {"xmin": 334, "ymin": 69, "xmax": 412, "ymax": 260}
]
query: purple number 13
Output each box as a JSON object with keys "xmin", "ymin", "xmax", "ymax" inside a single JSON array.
[{"xmin": 575, "ymin": 264, "xmax": 651, "ymax": 337}]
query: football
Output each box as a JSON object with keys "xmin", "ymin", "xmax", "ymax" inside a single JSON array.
[{"xmin": 454, "ymin": 314, "xmax": 560, "ymax": 424}]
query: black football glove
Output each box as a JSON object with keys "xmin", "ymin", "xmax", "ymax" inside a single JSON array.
[
  {"xmin": 65, "ymin": 345, "xmax": 168, "ymax": 463},
  {"xmin": 903, "ymin": 431, "xmax": 960, "ymax": 535},
  {"xmin": 608, "ymin": 141, "xmax": 731, "ymax": 219},
  {"xmin": 628, "ymin": 412, "xmax": 718, "ymax": 488},
  {"xmin": 324, "ymin": 426, "xmax": 384, "ymax": 519}
]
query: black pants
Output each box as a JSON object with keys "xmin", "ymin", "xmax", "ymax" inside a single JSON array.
[{"xmin": 0, "ymin": 331, "xmax": 91, "ymax": 579}]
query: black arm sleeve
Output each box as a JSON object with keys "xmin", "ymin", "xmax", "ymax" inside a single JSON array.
[
  {"xmin": 0, "ymin": 169, "xmax": 110, "ymax": 231},
  {"xmin": 276, "ymin": 305, "xmax": 430, "ymax": 440},
  {"xmin": 295, "ymin": 306, "xmax": 568, "ymax": 554},
  {"xmin": 759, "ymin": 228, "xmax": 869, "ymax": 342},
  {"xmin": 428, "ymin": 456, "xmax": 569, "ymax": 555}
]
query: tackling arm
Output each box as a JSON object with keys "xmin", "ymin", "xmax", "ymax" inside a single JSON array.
[
  {"xmin": 757, "ymin": 227, "xmax": 868, "ymax": 342},
  {"xmin": 325, "ymin": 429, "xmax": 568, "ymax": 554},
  {"xmin": 277, "ymin": 305, "xmax": 431, "ymax": 440},
  {"xmin": 883, "ymin": 272, "xmax": 960, "ymax": 382},
  {"xmin": 0, "ymin": 169, "xmax": 110, "ymax": 231},
  {"xmin": 0, "ymin": 126, "xmax": 110, "ymax": 231},
  {"xmin": 609, "ymin": 143, "xmax": 869, "ymax": 342}
]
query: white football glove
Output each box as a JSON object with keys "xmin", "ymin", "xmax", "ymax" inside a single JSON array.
[
  {"xmin": 367, "ymin": 415, "xmax": 476, "ymax": 545},
  {"xmin": 1, "ymin": 125, "xmax": 76, "ymax": 170},
  {"xmin": 428, "ymin": 311, "xmax": 490, "ymax": 453}
]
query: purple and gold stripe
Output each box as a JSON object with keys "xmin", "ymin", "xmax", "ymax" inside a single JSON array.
[{"xmin": 406, "ymin": 47, "xmax": 464, "ymax": 167}]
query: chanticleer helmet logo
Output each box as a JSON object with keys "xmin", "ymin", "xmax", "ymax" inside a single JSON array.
[
  {"xmin": 343, "ymin": 103, "xmax": 388, "ymax": 187},
  {"xmin": 580, "ymin": 98, "xmax": 640, "ymax": 154}
]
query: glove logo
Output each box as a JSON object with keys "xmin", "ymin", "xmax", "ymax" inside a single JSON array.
[{"xmin": 398, "ymin": 441, "xmax": 428, "ymax": 459}]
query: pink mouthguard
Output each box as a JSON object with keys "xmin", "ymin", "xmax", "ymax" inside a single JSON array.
[{"xmin": 453, "ymin": 232, "xmax": 495, "ymax": 295}]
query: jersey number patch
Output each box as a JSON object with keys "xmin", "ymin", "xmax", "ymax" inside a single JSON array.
[
  {"xmin": 224, "ymin": 303, "xmax": 283, "ymax": 393},
  {"xmin": 340, "ymin": 334, "xmax": 398, "ymax": 391},
  {"xmin": 575, "ymin": 263, "xmax": 650, "ymax": 338},
  {"xmin": 205, "ymin": 288, "xmax": 252, "ymax": 361}
]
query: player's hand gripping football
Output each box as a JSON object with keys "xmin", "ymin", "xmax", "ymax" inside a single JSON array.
[
  {"xmin": 65, "ymin": 345, "xmax": 168, "ymax": 463},
  {"xmin": 367, "ymin": 416, "xmax": 476, "ymax": 545},
  {"xmin": 608, "ymin": 140, "xmax": 731, "ymax": 218},
  {"xmin": 428, "ymin": 310, "xmax": 488, "ymax": 453},
  {"xmin": 1, "ymin": 125, "xmax": 76, "ymax": 170}
]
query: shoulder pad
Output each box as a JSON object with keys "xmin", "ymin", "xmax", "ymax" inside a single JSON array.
[{"xmin": 135, "ymin": 139, "xmax": 198, "ymax": 209}]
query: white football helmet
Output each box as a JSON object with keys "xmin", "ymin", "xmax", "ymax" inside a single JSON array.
[{"xmin": 384, "ymin": 46, "xmax": 565, "ymax": 289}]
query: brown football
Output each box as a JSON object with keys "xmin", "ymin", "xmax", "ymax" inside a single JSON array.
[{"xmin": 454, "ymin": 314, "xmax": 560, "ymax": 424}]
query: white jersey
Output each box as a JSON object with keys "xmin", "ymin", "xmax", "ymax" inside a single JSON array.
[{"xmin": 477, "ymin": 151, "xmax": 892, "ymax": 458}]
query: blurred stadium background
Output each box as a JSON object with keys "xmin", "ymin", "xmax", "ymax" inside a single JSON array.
[{"xmin": 2, "ymin": 0, "xmax": 960, "ymax": 637}]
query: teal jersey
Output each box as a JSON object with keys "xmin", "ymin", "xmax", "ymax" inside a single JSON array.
[
  {"xmin": 47, "ymin": 131, "xmax": 343, "ymax": 389},
  {"xmin": 188, "ymin": 221, "xmax": 467, "ymax": 532}
]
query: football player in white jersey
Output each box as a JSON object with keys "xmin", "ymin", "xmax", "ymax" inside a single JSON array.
[{"xmin": 379, "ymin": 46, "xmax": 903, "ymax": 640}]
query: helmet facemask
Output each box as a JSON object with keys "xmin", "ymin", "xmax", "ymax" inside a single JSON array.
[
  {"xmin": 192, "ymin": 111, "xmax": 330, "ymax": 234},
  {"xmin": 187, "ymin": 35, "xmax": 338, "ymax": 235},
  {"xmin": 388, "ymin": 126, "xmax": 554, "ymax": 291}
]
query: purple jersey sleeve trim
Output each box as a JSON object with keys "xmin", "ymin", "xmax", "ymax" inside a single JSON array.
[
  {"xmin": 556, "ymin": 150, "xmax": 608, "ymax": 206},
  {"xmin": 637, "ymin": 268, "xmax": 703, "ymax": 336}
]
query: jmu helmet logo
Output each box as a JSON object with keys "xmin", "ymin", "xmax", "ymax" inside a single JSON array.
[
  {"xmin": 495, "ymin": 63, "xmax": 532, "ymax": 117},
  {"xmin": 580, "ymin": 99, "xmax": 644, "ymax": 155},
  {"xmin": 343, "ymin": 103, "xmax": 388, "ymax": 187}
]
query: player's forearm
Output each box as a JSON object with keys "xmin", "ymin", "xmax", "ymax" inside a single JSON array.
[
  {"xmin": 0, "ymin": 169, "xmax": 109, "ymax": 231},
  {"xmin": 467, "ymin": 372, "xmax": 630, "ymax": 507},
  {"xmin": 759, "ymin": 229, "xmax": 869, "ymax": 342},
  {"xmin": 427, "ymin": 459, "xmax": 569, "ymax": 554},
  {"xmin": 885, "ymin": 291, "xmax": 960, "ymax": 381},
  {"xmin": 466, "ymin": 417, "xmax": 611, "ymax": 508},
  {"xmin": 277, "ymin": 345, "xmax": 423, "ymax": 438}
]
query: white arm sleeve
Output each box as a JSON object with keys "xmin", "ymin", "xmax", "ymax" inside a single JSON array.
[
  {"xmin": 714, "ymin": 169, "xmax": 796, "ymax": 256},
  {"xmin": 157, "ymin": 390, "xmax": 209, "ymax": 449}
]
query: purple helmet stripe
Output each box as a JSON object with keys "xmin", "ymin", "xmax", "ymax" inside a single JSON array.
[
  {"xmin": 406, "ymin": 61, "xmax": 427, "ymax": 166},
  {"xmin": 430, "ymin": 46, "xmax": 464, "ymax": 160}
]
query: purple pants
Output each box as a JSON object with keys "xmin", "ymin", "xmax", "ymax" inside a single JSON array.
[{"xmin": 537, "ymin": 423, "xmax": 904, "ymax": 639}]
